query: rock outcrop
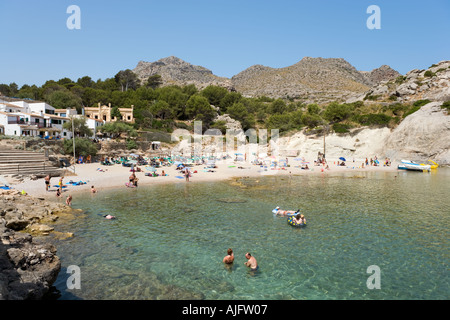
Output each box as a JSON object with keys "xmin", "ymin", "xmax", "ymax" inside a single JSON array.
[
  {"xmin": 347, "ymin": 60, "xmax": 450, "ymax": 104},
  {"xmin": 0, "ymin": 189, "xmax": 77, "ymax": 300},
  {"xmin": 277, "ymin": 101, "xmax": 449, "ymax": 165},
  {"xmin": 360, "ymin": 65, "xmax": 401, "ymax": 87},
  {"xmin": 382, "ymin": 102, "xmax": 450, "ymax": 165},
  {"xmin": 133, "ymin": 56, "xmax": 232, "ymax": 90}
]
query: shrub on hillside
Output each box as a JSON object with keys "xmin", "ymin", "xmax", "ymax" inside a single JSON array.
[
  {"xmin": 440, "ymin": 101, "xmax": 450, "ymax": 111},
  {"xmin": 353, "ymin": 114, "xmax": 392, "ymax": 126},
  {"xmin": 332, "ymin": 123, "xmax": 352, "ymax": 133}
]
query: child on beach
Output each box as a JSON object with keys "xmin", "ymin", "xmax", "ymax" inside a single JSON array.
[
  {"xmin": 91, "ymin": 186, "xmax": 97, "ymax": 193},
  {"xmin": 45, "ymin": 174, "xmax": 51, "ymax": 191},
  {"xmin": 66, "ymin": 195, "xmax": 72, "ymax": 206}
]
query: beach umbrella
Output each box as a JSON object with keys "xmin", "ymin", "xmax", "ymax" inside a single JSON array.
[
  {"xmin": 146, "ymin": 166, "xmax": 157, "ymax": 172},
  {"xmin": 339, "ymin": 157, "xmax": 346, "ymax": 161}
]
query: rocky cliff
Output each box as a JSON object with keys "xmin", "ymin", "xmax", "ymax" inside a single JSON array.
[
  {"xmin": 382, "ymin": 102, "xmax": 450, "ymax": 164},
  {"xmin": 277, "ymin": 101, "xmax": 449, "ymax": 165}
]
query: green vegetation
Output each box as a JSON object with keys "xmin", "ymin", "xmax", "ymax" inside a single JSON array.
[
  {"xmin": 424, "ymin": 70, "xmax": 436, "ymax": 78},
  {"xmin": 62, "ymin": 138, "xmax": 98, "ymax": 157},
  {"xmin": 440, "ymin": 101, "xmax": 450, "ymax": 111},
  {"xmin": 0, "ymin": 69, "xmax": 436, "ymax": 138},
  {"xmin": 62, "ymin": 117, "xmax": 93, "ymax": 137}
]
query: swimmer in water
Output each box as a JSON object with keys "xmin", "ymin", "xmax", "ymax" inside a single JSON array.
[
  {"xmin": 103, "ymin": 214, "xmax": 116, "ymax": 220},
  {"xmin": 223, "ymin": 248, "xmax": 234, "ymax": 264},
  {"xmin": 244, "ymin": 252, "xmax": 258, "ymax": 271}
]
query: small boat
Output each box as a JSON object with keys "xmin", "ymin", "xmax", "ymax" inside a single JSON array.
[
  {"xmin": 422, "ymin": 160, "xmax": 439, "ymax": 169},
  {"xmin": 399, "ymin": 160, "xmax": 431, "ymax": 172}
]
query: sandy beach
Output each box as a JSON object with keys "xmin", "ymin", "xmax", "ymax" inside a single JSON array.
[{"xmin": 6, "ymin": 157, "xmax": 398, "ymax": 199}]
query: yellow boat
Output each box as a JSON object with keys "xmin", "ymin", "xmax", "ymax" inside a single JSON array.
[{"xmin": 421, "ymin": 160, "xmax": 438, "ymax": 169}]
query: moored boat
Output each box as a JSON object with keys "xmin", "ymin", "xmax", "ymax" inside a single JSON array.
[{"xmin": 399, "ymin": 160, "xmax": 431, "ymax": 172}]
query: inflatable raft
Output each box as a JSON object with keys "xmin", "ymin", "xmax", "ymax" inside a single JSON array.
[{"xmin": 287, "ymin": 216, "xmax": 306, "ymax": 228}]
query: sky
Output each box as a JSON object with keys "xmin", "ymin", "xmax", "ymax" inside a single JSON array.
[{"xmin": 1, "ymin": 0, "xmax": 449, "ymax": 87}]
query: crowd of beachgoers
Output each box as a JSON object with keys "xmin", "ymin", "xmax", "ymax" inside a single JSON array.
[{"xmin": 3, "ymin": 151, "xmax": 398, "ymax": 201}]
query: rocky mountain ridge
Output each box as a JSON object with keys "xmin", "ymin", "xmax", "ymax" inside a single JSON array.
[{"xmin": 133, "ymin": 56, "xmax": 400, "ymax": 102}]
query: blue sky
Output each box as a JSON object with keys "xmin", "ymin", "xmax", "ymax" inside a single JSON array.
[{"xmin": 1, "ymin": 0, "xmax": 449, "ymax": 87}]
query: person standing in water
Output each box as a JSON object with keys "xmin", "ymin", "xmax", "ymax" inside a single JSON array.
[
  {"xmin": 244, "ymin": 252, "xmax": 258, "ymax": 271},
  {"xmin": 66, "ymin": 194, "xmax": 72, "ymax": 206},
  {"xmin": 223, "ymin": 248, "xmax": 234, "ymax": 264}
]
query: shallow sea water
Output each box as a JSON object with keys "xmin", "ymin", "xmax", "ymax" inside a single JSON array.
[{"xmin": 46, "ymin": 169, "xmax": 449, "ymax": 300}]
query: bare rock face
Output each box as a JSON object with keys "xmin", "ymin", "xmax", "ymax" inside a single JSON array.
[
  {"xmin": 0, "ymin": 225, "xmax": 61, "ymax": 300},
  {"xmin": 382, "ymin": 102, "xmax": 450, "ymax": 165},
  {"xmin": 347, "ymin": 60, "xmax": 450, "ymax": 104},
  {"xmin": 360, "ymin": 65, "xmax": 402, "ymax": 86},
  {"xmin": 133, "ymin": 56, "xmax": 232, "ymax": 90},
  {"xmin": 0, "ymin": 189, "xmax": 78, "ymax": 300}
]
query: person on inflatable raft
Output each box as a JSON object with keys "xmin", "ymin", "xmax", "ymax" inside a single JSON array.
[
  {"xmin": 273, "ymin": 206, "xmax": 299, "ymax": 216},
  {"xmin": 288, "ymin": 212, "xmax": 306, "ymax": 227}
]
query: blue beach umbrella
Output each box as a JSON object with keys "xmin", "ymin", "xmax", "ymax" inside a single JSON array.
[{"xmin": 339, "ymin": 157, "xmax": 346, "ymax": 161}]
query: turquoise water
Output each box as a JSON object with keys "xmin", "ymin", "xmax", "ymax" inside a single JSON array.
[{"xmin": 47, "ymin": 169, "xmax": 449, "ymax": 300}]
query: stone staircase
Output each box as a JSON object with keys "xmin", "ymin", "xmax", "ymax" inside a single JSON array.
[{"xmin": 0, "ymin": 149, "xmax": 63, "ymax": 176}]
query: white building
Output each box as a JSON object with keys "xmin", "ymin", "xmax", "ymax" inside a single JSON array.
[
  {"xmin": 0, "ymin": 100, "xmax": 106, "ymax": 139},
  {"xmin": 0, "ymin": 100, "xmax": 71, "ymax": 138}
]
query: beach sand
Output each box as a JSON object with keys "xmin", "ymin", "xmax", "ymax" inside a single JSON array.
[{"xmin": 6, "ymin": 158, "xmax": 398, "ymax": 199}]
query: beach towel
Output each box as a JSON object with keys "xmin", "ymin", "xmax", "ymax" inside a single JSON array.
[
  {"xmin": 0, "ymin": 186, "xmax": 12, "ymax": 190},
  {"xmin": 53, "ymin": 185, "xmax": 68, "ymax": 188},
  {"xmin": 175, "ymin": 176, "xmax": 184, "ymax": 179},
  {"xmin": 68, "ymin": 181, "xmax": 86, "ymax": 186}
]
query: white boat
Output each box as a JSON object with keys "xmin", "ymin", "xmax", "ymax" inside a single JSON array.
[{"xmin": 399, "ymin": 160, "xmax": 431, "ymax": 171}]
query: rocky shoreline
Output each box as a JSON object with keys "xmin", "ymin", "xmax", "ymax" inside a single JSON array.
[{"xmin": 0, "ymin": 189, "xmax": 78, "ymax": 300}]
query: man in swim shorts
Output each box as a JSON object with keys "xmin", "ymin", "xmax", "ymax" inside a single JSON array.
[
  {"xmin": 223, "ymin": 248, "xmax": 234, "ymax": 264},
  {"xmin": 244, "ymin": 252, "xmax": 258, "ymax": 270}
]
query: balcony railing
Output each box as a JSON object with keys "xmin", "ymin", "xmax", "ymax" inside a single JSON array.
[{"xmin": 7, "ymin": 121, "xmax": 52, "ymax": 128}]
